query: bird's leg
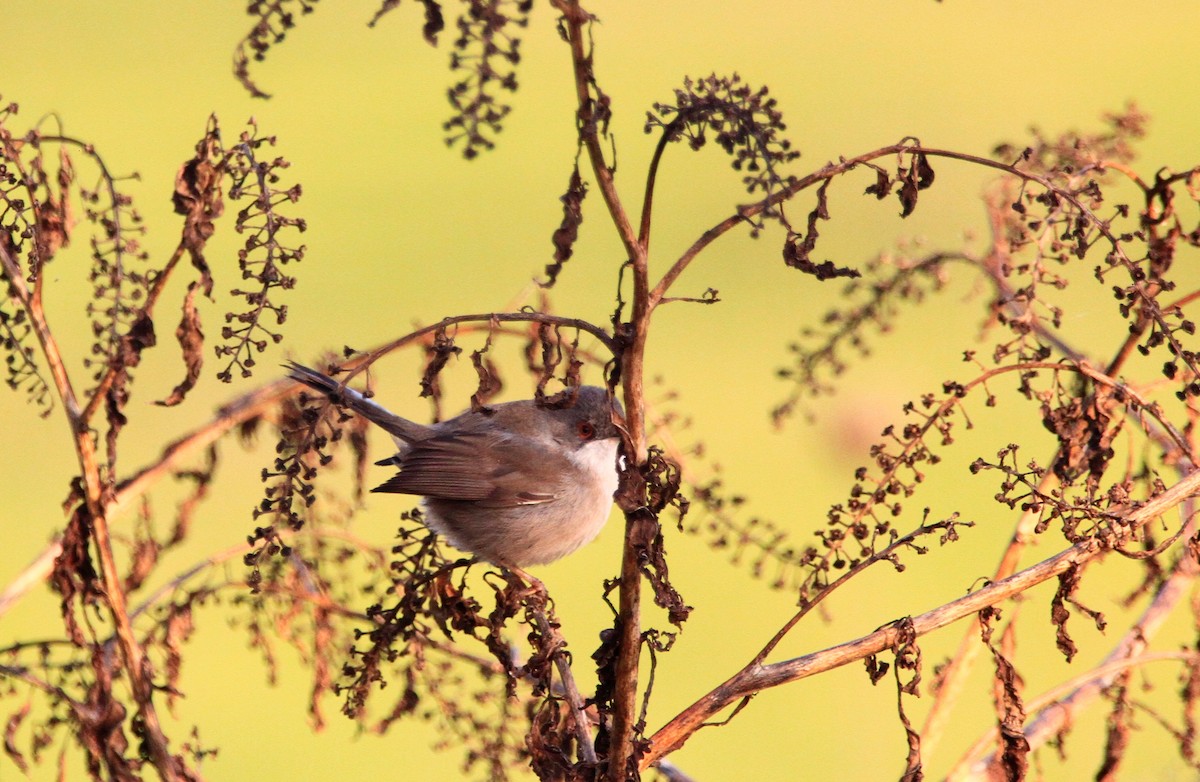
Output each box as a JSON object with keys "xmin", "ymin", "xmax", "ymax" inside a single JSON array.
[{"xmin": 504, "ymin": 565, "xmax": 541, "ymax": 596}]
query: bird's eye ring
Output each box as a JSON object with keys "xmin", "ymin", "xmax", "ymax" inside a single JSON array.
[{"xmin": 577, "ymin": 421, "xmax": 596, "ymax": 440}]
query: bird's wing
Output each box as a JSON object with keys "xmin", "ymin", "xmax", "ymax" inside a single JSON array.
[{"xmin": 372, "ymin": 432, "xmax": 565, "ymax": 508}]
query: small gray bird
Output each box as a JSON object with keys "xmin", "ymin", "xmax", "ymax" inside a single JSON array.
[{"xmin": 285, "ymin": 362, "xmax": 623, "ymax": 567}]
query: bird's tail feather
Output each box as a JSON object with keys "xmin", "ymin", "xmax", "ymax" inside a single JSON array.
[{"xmin": 284, "ymin": 361, "xmax": 430, "ymax": 443}]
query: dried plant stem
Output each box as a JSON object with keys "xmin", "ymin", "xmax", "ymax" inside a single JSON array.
[
  {"xmin": 0, "ymin": 239, "xmax": 79, "ymax": 421},
  {"xmin": 552, "ymin": 3, "xmax": 653, "ymax": 779},
  {"xmin": 0, "ymin": 539, "xmax": 63, "ymax": 619},
  {"xmin": 359, "ymin": 311, "xmax": 616, "ymax": 375},
  {"xmin": 508, "ymin": 566, "xmax": 599, "ymax": 764},
  {"xmin": 86, "ymin": 494, "xmax": 181, "ymax": 779},
  {"xmin": 640, "ymin": 467, "xmax": 1200, "ymax": 769},
  {"xmin": 608, "ymin": 510, "xmax": 648, "ymax": 779},
  {"xmin": 550, "ymin": 1, "xmax": 639, "ymax": 262},
  {"xmin": 0, "ymin": 663, "xmax": 68, "ymax": 698},
  {"xmin": 1, "ymin": 239, "xmax": 180, "ymax": 780},
  {"xmin": 530, "ymin": 602, "xmax": 599, "ymax": 765},
  {"xmin": 638, "ymin": 126, "xmax": 677, "ymax": 249},
  {"xmin": 112, "ymin": 378, "xmax": 295, "ymax": 517}
]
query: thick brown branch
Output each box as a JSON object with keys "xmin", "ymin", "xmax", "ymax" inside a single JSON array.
[{"xmin": 551, "ymin": 4, "xmax": 651, "ymax": 779}]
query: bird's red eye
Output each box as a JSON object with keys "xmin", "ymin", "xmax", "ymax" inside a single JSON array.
[{"xmin": 577, "ymin": 421, "xmax": 596, "ymax": 440}]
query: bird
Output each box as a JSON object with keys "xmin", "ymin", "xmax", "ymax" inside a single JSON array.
[{"xmin": 285, "ymin": 361, "xmax": 623, "ymax": 567}]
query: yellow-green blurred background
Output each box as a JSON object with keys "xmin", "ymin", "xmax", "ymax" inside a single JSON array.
[{"xmin": 3, "ymin": 2, "xmax": 1199, "ymax": 779}]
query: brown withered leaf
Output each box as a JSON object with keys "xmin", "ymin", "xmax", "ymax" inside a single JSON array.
[
  {"xmin": 864, "ymin": 166, "xmax": 891, "ymax": 200},
  {"xmin": 781, "ymin": 179, "xmax": 859, "ymax": 280},
  {"xmin": 781, "ymin": 180, "xmax": 826, "ymax": 269},
  {"xmin": 1094, "ymin": 677, "xmax": 1131, "ymax": 782},
  {"xmin": 35, "ymin": 178, "xmax": 72, "ymax": 263},
  {"xmin": 634, "ymin": 508, "xmax": 692, "ymax": 627},
  {"xmin": 897, "ymin": 151, "xmax": 935, "ymax": 218},
  {"xmin": 590, "ymin": 625, "xmax": 621, "ymax": 756},
  {"xmin": 916, "ymin": 152, "xmax": 935, "ymax": 190},
  {"xmin": 172, "ymin": 130, "xmax": 224, "ymax": 296},
  {"xmin": 522, "ymin": 613, "xmax": 559, "ymax": 696},
  {"xmin": 530, "ymin": 322, "xmax": 584, "ymax": 402},
  {"xmin": 122, "ymin": 311, "xmax": 158, "ymax": 360},
  {"xmin": 977, "ymin": 606, "xmax": 1029, "ymax": 781},
  {"xmin": 50, "ymin": 505, "xmax": 102, "ymax": 644},
  {"xmin": 74, "ymin": 646, "xmax": 134, "ymax": 780},
  {"xmin": 470, "ymin": 342, "xmax": 503, "ymax": 410},
  {"xmin": 419, "ymin": 326, "xmax": 461, "ymax": 414},
  {"xmin": 156, "ymin": 281, "xmax": 205, "ymax": 407},
  {"xmin": 898, "ymin": 175, "xmax": 918, "ymax": 217},
  {"xmin": 542, "ymin": 164, "xmax": 587, "ymax": 288},
  {"xmin": 1050, "ymin": 568, "xmax": 1079, "ymax": 662},
  {"xmin": 1049, "ymin": 563, "xmax": 1105, "ymax": 665},
  {"xmin": 164, "ymin": 604, "xmax": 196, "ymax": 711},
  {"xmin": 991, "ymin": 645, "xmax": 1029, "ymax": 779},
  {"xmin": 122, "ymin": 534, "xmax": 160, "ymax": 594},
  {"xmin": 782, "ymin": 252, "xmax": 861, "ymax": 281},
  {"xmin": 528, "ymin": 699, "xmax": 574, "ymax": 782},
  {"xmin": 50, "ymin": 144, "xmax": 76, "ymax": 250},
  {"xmin": 864, "ymin": 654, "xmax": 890, "ymax": 684},
  {"xmin": 891, "ymin": 617, "xmax": 923, "ymax": 782},
  {"xmin": 3, "ymin": 701, "xmax": 31, "ymax": 774},
  {"xmin": 105, "ymin": 379, "xmax": 130, "ymax": 469},
  {"xmin": 1042, "ymin": 388, "xmax": 1117, "ymax": 485},
  {"xmin": 643, "ymin": 447, "xmax": 682, "ymax": 516}
]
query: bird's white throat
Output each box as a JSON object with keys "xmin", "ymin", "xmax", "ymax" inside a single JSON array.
[{"xmin": 570, "ymin": 437, "xmax": 620, "ymax": 499}]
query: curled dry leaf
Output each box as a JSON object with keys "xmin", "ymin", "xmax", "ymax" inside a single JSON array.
[
  {"xmin": 155, "ymin": 282, "xmax": 205, "ymax": 407},
  {"xmin": 542, "ymin": 163, "xmax": 586, "ymax": 288}
]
